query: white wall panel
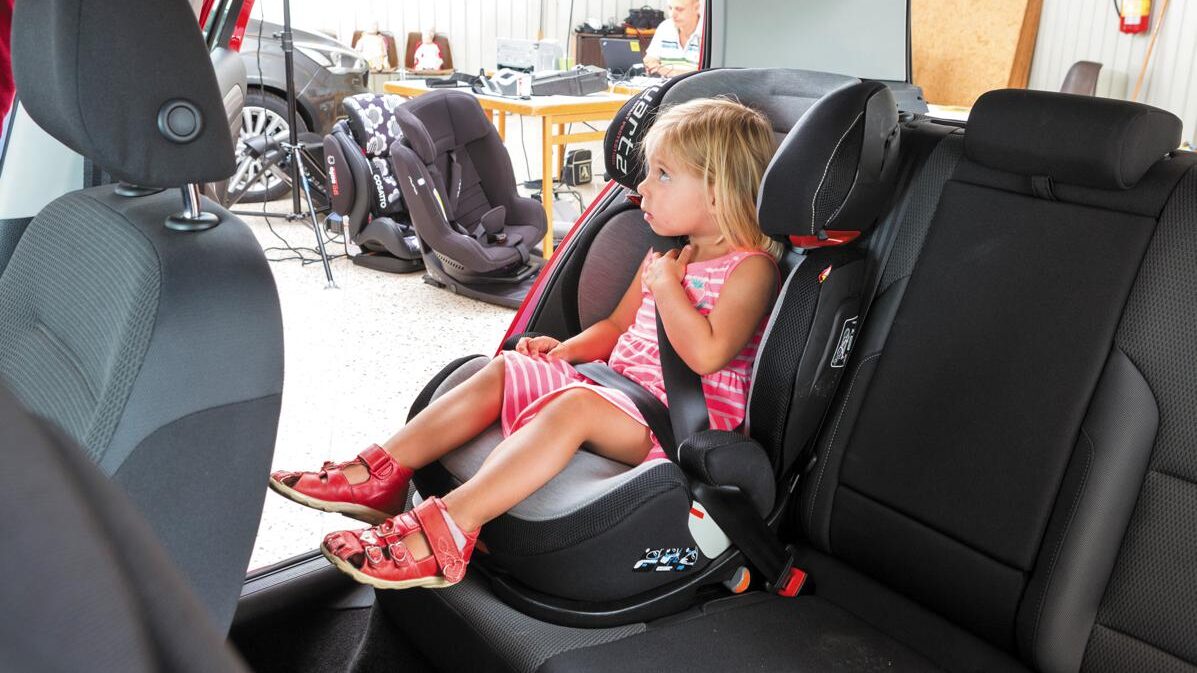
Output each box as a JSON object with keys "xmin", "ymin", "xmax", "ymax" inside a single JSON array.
[
  {"xmin": 1029, "ymin": 0, "xmax": 1197, "ymax": 143},
  {"xmin": 257, "ymin": 0, "xmax": 666, "ymax": 75}
]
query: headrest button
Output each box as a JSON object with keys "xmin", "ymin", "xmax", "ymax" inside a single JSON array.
[{"xmin": 157, "ymin": 100, "xmax": 204, "ymax": 144}]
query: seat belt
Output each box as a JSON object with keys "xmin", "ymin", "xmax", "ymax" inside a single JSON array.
[
  {"xmin": 576, "ymin": 300, "xmax": 806, "ymax": 596},
  {"xmin": 574, "ymin": 362, "xmax": 677, "ymax": 460},
  {"xmin": 445, "ymin": 149, "xmax": 464, "ymax": 221},
  {"xmin": 652, "ymin": 308, "xmax": 807, "ymax": 596}
]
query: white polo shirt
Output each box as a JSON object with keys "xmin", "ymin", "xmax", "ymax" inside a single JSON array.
[{"xmin": 645, "ymin": 18, "xmax": 702, "ymax": 67}]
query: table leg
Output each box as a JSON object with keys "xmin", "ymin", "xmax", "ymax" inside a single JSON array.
[
  {"xmin": 556, "ymin": 123, "xmax": 566, "ymax": 176},
  {"xmin": 497, "ymin": 110, "xmax": 507, "ymax": 141},
  {"xmin": 541, "ymin": 115, "xmax": 555, "ymax": 257}
]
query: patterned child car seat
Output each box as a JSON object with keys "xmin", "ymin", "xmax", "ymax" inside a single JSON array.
[{"xmin": 322, "ymin": 93, "xmax": 424, "ymax": 273}]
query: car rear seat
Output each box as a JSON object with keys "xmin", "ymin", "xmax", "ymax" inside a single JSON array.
[
  {"xmin": 536, "ymin": 90, "xmax": 1197, "ymax": 672},
  {"xmin": 379, "ymin": 87, "xmax": 1197, "ymax": 673}
]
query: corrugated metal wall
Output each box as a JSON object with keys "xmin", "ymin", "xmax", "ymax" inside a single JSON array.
[
  {"xmin": 260, "ymin": 0, "xmax": 668, "ymax": 75},
  {"xmin": 1029, "ymin": 0, "xmax": 1197, "ymax": 143}
]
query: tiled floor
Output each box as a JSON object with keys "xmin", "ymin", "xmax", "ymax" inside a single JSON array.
[{"xmin": 245, "ymin": 115, "xmax": 605, "ymax": 570}]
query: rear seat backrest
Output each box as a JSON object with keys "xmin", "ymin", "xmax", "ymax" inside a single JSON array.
[
  {"xmin": 1080, "ymin": 159, "xmax": 1197, "ymax": 672},
  {"xmin": 801, "ymin": 90, "xmax": 1192, "ymax": 670}
]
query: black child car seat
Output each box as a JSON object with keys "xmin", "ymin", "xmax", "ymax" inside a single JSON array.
[
  {"xmin": 397, "ymin": 69, "xmax": 902, "ymax": 626},
  {"xmin": 389, "ymin": 90, "xmax": 550, "ymax": 309},
  {"xmin": 322, "ymin": 94, "xmax": 425, "ymax": 273}
]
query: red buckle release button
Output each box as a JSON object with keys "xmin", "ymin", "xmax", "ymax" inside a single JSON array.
[{"xmin": 777, "ymin": 567, "xmax": 808, "ymax": 597}]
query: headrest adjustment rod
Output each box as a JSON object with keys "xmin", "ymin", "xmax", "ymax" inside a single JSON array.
[{"xmin": 165, "ymin": 184, "xmax": 220, "ymax": 232}]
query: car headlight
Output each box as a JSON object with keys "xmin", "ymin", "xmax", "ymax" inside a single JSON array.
[{"xmin": 295, "ymin": 42, "xmax": 367, "ymax": 74}]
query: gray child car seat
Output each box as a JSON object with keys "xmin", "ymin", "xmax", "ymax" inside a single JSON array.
[
  {"xmin": 322, "ymin": 94, "xmax": 425, "ymax": 273},
  {"xmin": 402, "ymin": 69, "xmax": 902, "ymax": 626},
  {"xmin": 389, "ymin": 90, "xmax": 550, "ymax": 309}
]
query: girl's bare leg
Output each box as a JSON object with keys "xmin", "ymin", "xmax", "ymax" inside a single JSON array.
[
  {"xmin": 341, "ymin": 355, "xmax": 507, "ymax": 483},
  {"xmin": 405, "ymin": 389, "xmax": 652, "ymax": 558}
]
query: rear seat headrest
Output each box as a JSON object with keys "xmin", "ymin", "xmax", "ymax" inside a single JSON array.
[
  {"xmin": 757, "ymin": 81, "xmax": 901, "ymax": 246},
  {"xmin": 966, "ymin": 89, "xmax": 1181, "ymax": 190}
]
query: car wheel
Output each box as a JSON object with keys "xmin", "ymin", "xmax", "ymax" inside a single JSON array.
[{"xmin": 229, "ymin": 90, "xmax": 309, "ymax": 203}]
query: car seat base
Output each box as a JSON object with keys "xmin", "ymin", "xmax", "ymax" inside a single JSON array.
[{"xmin": 351, "ymin": 252, "xmax": 424, "ymax": 274}]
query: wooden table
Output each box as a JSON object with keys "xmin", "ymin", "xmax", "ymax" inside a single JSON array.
[{"xmin": 383, "ymin": 79, "xmax": 631, "ymax": 256}]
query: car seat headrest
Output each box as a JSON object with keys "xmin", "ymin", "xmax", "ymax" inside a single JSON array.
[
  {"xmin": 395, "ymin": 91, "xmax": 494, "ymax": 165},
  {"xmin": 604, "ymin": 69, "xmax": 860, "ymax": 190},
  {"xmin": 11, "ymin": 0, "xmax": 236, "ymax": 187},
  {"xmin": 965, "ymin": 89, "xmax": 1181, "ymax": 190},
  {"xmin": 343, "ymin": 94, "xmax": 408, "ymax": 156},
  {"xmin": 757, "ymin": 81, "xmax": 901, "ymax": 246},
  {"xmin": 394, "ymin": 107, "xmax": 437, "ymax": 163}
]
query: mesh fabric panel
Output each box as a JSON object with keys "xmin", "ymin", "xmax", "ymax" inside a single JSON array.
[
  {"xmin": 748, "ymin": 257, "xmax": 825, "ymax": 471},
  {"xmin": 812, "ymin": 119, "xmax": 864, "ymax": 230},
  {"xmin": 0, "ymin": 193, "xmax": 160, "ymax": 462}
]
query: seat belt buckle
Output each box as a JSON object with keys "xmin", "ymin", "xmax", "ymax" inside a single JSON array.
[
  {"xmin": 775, "ymin": 567, "xmax": 808, "ymax": 597},
  {"xmin": 768, "ymin": 545, "xmax": 810, "ymax": 598}
]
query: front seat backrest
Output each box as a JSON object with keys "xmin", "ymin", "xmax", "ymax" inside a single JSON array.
[
  {"xmin": 0, "ymin": 384, "xmax": 249, "ymax": 673},
  {"xmin": 7, "ymin": 0, "xmax": 284, "ymax": 631}
]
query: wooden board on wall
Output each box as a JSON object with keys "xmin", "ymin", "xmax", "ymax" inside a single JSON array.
[{"xmin": 912, "ymin": 0, "xmax": 1031, "ymax": 106}]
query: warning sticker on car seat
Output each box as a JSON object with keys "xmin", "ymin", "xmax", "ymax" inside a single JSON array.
[
  {"xmin": 633, "ymin": 547, "xmax": 698, "ymax": 572},
  {"xmin": 830, "ymin": 316, "xmax": 859, "ymax": 369}
]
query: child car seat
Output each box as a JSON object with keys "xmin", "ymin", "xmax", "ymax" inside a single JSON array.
[
  {"xmin": 403, "ymin": 69, "xmax": 902, "ymax": 626},
  {"xmin": 388, "ymin": 90, "xmax": 549, "ymax": 309},
  {"xmin": 322, "ymin": 94, "xmax": 424, "ymax": 273}
]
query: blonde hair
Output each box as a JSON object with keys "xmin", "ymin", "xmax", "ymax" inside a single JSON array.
[{"xmin": 641, "ymin": 97, "xmax": 783, "ymax": 259}]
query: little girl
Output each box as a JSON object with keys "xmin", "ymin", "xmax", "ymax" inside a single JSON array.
[{"xmin": 270, "ymin": 98, "xmax": 784, "ymax": 590}]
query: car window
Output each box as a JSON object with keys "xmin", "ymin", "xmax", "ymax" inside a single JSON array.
[{"xmin": 706, "ymin": 0, "xmax": 907, "ymax": 81}]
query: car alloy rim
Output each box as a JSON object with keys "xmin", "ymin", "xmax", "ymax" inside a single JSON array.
[{"xmin": 229, "ymin": 105, "xmax": 293, "ymax": 197}]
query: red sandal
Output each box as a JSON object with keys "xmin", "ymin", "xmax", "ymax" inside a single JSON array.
[
  {"xmin": 268, "ymin": 444, "xmax": 412, "ymax": 524},
  {"xmin": 321, "ymin": 496, "xmax": 478, "ymax": 590}
]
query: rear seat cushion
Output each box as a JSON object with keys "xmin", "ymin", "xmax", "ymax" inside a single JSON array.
[{"xmin": 540, "ymin": 594, "xmax": 945, "ymax": 673}]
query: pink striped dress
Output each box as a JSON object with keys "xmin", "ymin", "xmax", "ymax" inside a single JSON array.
[{"xmin": 501, "ymin": 249, "xmax": 777, "ymax": 463}]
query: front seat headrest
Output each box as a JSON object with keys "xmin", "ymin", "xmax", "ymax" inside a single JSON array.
[
  {"xmin": 757, "ymin": 81, "xmax": 901, "ymax": 246},
  {"xmin": 11, "ymin": 0, "xmax": 236, "ymax": 187},
  {"xmin": 965, "ymin": 89, "xmax": 1181, "ymax": 190},
  {"xmin": 604, "ymin": 68, "xmax": 859, "ymax": 190}
]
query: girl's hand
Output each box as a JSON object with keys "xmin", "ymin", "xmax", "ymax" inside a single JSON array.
[
  {"xmin": 515, "ymin": 335, "xmax": 563, "ymax": 359},
  {"xmin": 642, "ymin": 245, "xmax": 694, "ymax": 293}
]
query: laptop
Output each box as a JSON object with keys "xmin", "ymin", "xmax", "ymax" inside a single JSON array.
[{"xmin": 600, "ymin": 39, "xmax": 644, "ymax": 76}]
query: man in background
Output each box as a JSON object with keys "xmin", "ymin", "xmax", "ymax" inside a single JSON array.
[{"xmin": 642, "ymin": 0, "xmax": 702, "ymax": 77}]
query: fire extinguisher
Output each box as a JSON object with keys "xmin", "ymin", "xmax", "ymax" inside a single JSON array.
[{"xmin": 1119, "ymin": 0, "xmax": 1152, "ymax": 34}]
